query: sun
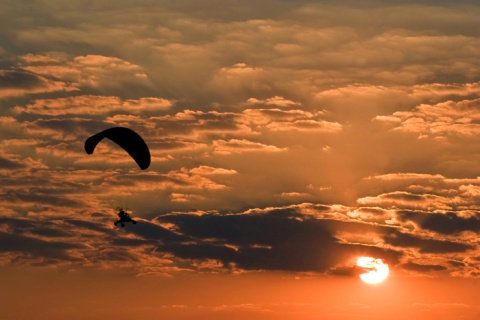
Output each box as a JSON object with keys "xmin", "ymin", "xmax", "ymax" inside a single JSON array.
[{"xmin": 356, "ymin": 256, "xmax": 389, "ymax": 284}]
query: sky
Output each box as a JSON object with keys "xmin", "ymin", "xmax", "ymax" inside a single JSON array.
[{"xmin": 1, "ymin": 0, "xmax": 480, "ymax": 319}]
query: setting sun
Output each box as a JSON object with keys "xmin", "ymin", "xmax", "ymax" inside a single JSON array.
[{"xmin": 357, "ymin": 257, "xmax": 389, "ymax": 284}]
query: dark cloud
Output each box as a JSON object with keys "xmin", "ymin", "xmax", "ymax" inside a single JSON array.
[
  {"xmin": 384, "ymin": 230, "xmax": 474, "ymax": 253},
  {"xmin": 0, "ymin": 216, "xmax": 169, "ymax": 268},
  {"xmin": 0, "ymin": 69, "xmax": 74, "ymax": 97},
  {"xmin": 0, "ymin": 231, "xmax": 85, "ymax": 261},
  {"xmin": 29, "ymin": 118, "xmax": 116, "ymax": 138},
  {"xmin": 3, "ymin": 189, "xmax": 82, "ymax": 208},
  {"xmin": 0, "ymin": 69, "xmax": 47, "ymax": 89},
  {"xmin": 0, "ymin": 156, "xmax": 24, "ymax": 169},
  {"xmin": 29, "ymin": 225, "xmax": 72, "ymax": 238},
  {"xmin": 111, "ymin": 237, "xmax": 150, "ymax": 247},
  {"xmin": 401, "ymin": 262, "xmax": 447, "ymax": 272},
  {"xmin": 155, "ymin": 209, "xmax": 402, "ymax": 272},
  {"xmin": 397, "ymin": 210, "xmax": 480, "ymax": 235},
  {"xmin": 1, "ymin": 216, "xmax": 98, "ymax": 238},
  {"xmin": 63, "ymin": 218, "xmax": 113, "ymax": 234},
  {"xmin": 0, "ymin": 204, "xmax": 475, "ymax": 276},
  {"xmin": 448, "ymin": 259, "xmax": 467, "ymax": 268},
  {"xmin": 326, "ymin": 265, "xmax": 360, "ymax": 277},
  {"xmin": 126, "ymin": 220, "xmax": 190, "ymax": 244}
]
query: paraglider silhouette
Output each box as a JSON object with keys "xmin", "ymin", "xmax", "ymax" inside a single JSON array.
[
  {"xmin": 84, "ymin": 127, "xmax": 151, "ymax": 170},
  {"xmin": 114, "ymin": 208, "xmax": 137, "ymax": 227}
]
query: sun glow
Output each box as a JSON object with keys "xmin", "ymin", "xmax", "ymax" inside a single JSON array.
[{"xmin": 356, "ymin": 257, "xmax": 389, "ymax": 284}]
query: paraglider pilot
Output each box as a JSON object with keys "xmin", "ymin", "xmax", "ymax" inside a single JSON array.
[
  {"xmin": 118, "ymin": 209, "xmax": 129, "ymax": 220},
  {"xmin": 114, "ymin": 209, "xmax": 137, "ymax": 227}
]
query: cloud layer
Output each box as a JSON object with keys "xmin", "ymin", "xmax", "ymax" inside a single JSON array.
[{"xmin": 0, "ymin": 0, "xmax": 479, "ymax": 279}]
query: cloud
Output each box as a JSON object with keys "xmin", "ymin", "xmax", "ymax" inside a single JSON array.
[
  {"xmin": 212, "ymin": 139, "xmax": 286, "ymax": 154},
  {"xmin": 410, "ymin": 82, "xmax": 480, "ymax": 100},
  {"xmin": 189, "ymin": 165, "xmax": 238, "ymax": 175},
  {"xmin": 0, "ymin": 199, "xmax": 477, "ymax": 276},
  {"xmin": 1, "ymin": 0, "xmax": 480, "ymax": 281},
  {"xmin": 276, "ymin": 192, "xmax": 312, "ymax": 199},
  {"xmin": 0, "ymin": 69, "xmax": 77, "ymax": 98},
  {"xmin": 401, "ymin": 262, "xmax": 447, "ymax": 272},
  {"xmin": 374, "ymin": 98, "xmax": 480, "ymax": 138},
  {"xmin": 3, "ymin": 1, "xmax": 478, "ymax": 107},
  {"xmin": 267, "ymin": 119, "xmax": 342, "ymax": 132},
  {"xmin": 359, "ymin": 173, "xmax": 480, "ymax": 214},
  {"xmin": 170, "ymin": 193, "xmax": 207, "ymax": 203},
  {"xmin": 246, "ymin": 96, "xmax": 301, "ymax": 108},
  {"xmin": 207, "ymin": 63, "xmax": 273, "ymax": 103},
  {"xmin": 18, "ymin": 54, "xmax": 152, "ymax": 95},
  {"xmin": 160, "ymin": 168, "xmax": 229, "ymax": 191},
  {"xmin": 13, "ymin": 95, "xmax": 174, "ymax": 116},
  {"xmin": 357, "ymin": 191, "xmax": 458, "ymax": 211},
  {"xmin": 365, "ymin": 173, "xmax": 446, "ymax": 182},
  {"xmin": 155, "ymin": 207, "xmax": 402, "ymax": 273},
  {"xmin": 383, "ymin": 229, "xmax": 474, "ymax": 254},
  {"xmin": 346, "ymin": 207, "xmax": 395, "ymax": 224},
  {"xmin": 0, "ymin": 220, "xmax": 87, "ymax": 266},
  {"xmin": 0, "ymin": 214, "xmax": 181, "ymax": 272},
  {"xmin": 20, "ymin": 53, "xmax": 64, "ymax": 64},
  {"xmin": 241, "ymin": 108, "xmax": 342, "ymax": 133},
  {"xmin": 0, "ymin": 155, "xmax": 25, "ymax": 170},
  {"xmin": 396, "ymin": 210, "xmax": 480, "ymax": 235}
]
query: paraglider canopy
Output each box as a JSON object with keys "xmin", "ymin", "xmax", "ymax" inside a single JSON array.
[{"xmin": 84, "ymin": 127, "xmax": 151, "ymax": 170}]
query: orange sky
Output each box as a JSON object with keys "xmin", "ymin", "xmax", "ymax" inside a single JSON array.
[
  {"xmin": 2, "ymin": 267, "xmax": 479, "ymax": 320},
  {"xmin": 1, "ymin": 0, "xmax": 480, "ymax": 319}
]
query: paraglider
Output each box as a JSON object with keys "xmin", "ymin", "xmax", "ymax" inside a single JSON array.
[
  {"xmin": 84, "ymin": 126, "xmax": 150, "ymax": 227},
  {"xmin": 84, "ymin": 126, "xmax": 151, "ymax": 170},
  {"xmin": 114, "ymin": 208, "xmax": 137, "ymax": 227}
]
